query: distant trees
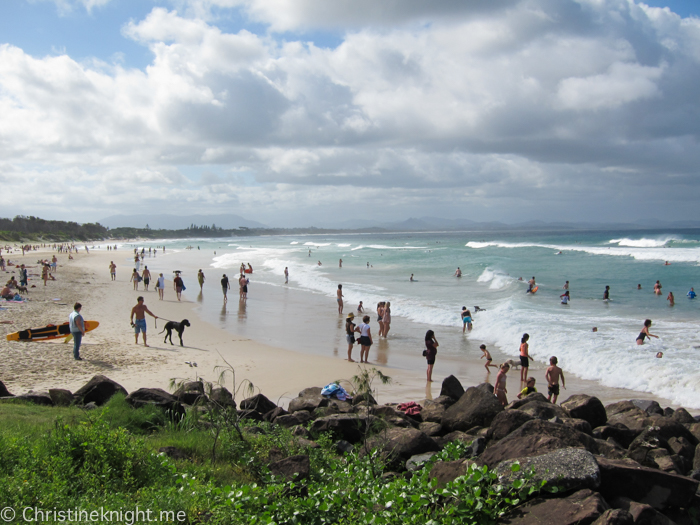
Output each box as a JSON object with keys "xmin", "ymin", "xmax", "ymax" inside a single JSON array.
[
  {"xmin": 186, "ymin": 223, "xmax": 223, "ymax": 232},
  {"xmin": 0, "ymin": 215, "xmax": 108, "ymax": 241}
]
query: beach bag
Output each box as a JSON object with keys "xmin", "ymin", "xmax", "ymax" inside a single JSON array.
[{"xmin": 182, "ymin": 281, "xmax": 186, "ymax": 291}]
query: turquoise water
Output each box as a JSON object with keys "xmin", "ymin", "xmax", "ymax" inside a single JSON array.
[{"xmin": 116, "ymin": 229, "xmax": 700, "ymax": 408}]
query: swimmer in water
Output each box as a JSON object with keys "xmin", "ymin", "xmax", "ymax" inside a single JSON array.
[
  {"xmin": 454, "ymin": 267, "xmax": 462, "ymax": 277},
  {"xmin": 637, "ymin": 284, "xmax": 642, "ymax": 290},
  {"xmin": 410, "ymin": 273, "xmax": 414, "ymax": 282},
  {"xmin": 654, "ymin": 281, "xmax": 662, "ymax": 295},
  {"xmin": 688, "ymin": 287, "xmax": 696, "ymax": 299},
  {"xmin": 603, "ymin": 285, "xmax": 610, "ymax": 301},
  {"xmin": 636, "ymin": 319, "xmax": 658, "ymax": 345},
  {"xmin": 667, "ymin": 291, "xmax": 674, "ymax": 306},
  {"xmin": 560, "ymin": 290, "xmax": 570, "ymax": 305}
]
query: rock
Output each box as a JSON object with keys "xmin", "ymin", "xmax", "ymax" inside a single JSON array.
[
  {"xmin": 671, "ymin": 408, "xmax": 695, "ymax": 425},
  {"xmin": 406, "ymin": 452, "xmax": 438, "ymax": 471},
  {"xmin": 467, "ymin": 437, "xmax": 486, "ymax": 458},
  {"xmin": 238, "ymin": 409, "xmax": 264, "ymax": 421},
  {"xmin": 289, "ymin": 393, "xmax": 326, "ymax": 413},
  {"xmin": 364, "ymin": 427, "xmax": 440, "ymax": 466},
  {"xmin": 594, "ymin": 439, "xmax": 627, "ymax": 460},
  {"xmin": 48, "ymin": 388, "xmax": 73, "ymax": 407},
  {"xmin": 631, "ymin": 399, "xmax": 664, "ymax": 416},
  {"xmin": 419, "ymin": 422, "xmax": 443, "ymax": 437},
  {"xmin": 335, "ymin": 440, "xmax": 354, "ymax": 454},
  {"xmin": 662, "ymin": 407, "xmax": 674, "ymax": 418},
  {"xmin": 496, "ymin": 448, "xmax": 601, "ymax": 492},
  {"xmin": 274, "ymin": 414, "xmax": 304, "ymax": 428},
  {"xmin": 561, "ymin": 395, "xmax": 608, "ymax": 429},
  {"xmin": 442, "ymin": 384, "xmax": 504, "ymax": 432},
  {"xmin": 689, "ymin": 468, "xmax": 700, "ymax": 481},
  {"xmin": 648, "ymin": 415, "xmax": 699, "ymax": 446},
  {"xmin": 209, "ymin": 386, "xmax": 236, "ymax": 408},
  {"xmin": 605, "ymin": 402, "xmax": 653, "ymax": 432},
  {"xmin": 14, "ymin": 393, "xmax": 53, "ymax": 406},
  {"xmin": 591, "ymin": 509, "xmax": 634, "ymax": 525},
  {"xmin": 125, "ymin": 388, "xmax": 185, "ymax": 419},
  {"xmin": 518, "ymin": 401, "xmax": 570, "ymax": 420},
  {"xmin": 158, "ymin": 446, "xmax": 189, "ymax": 460},
  {"xmin": 310, "ymin": 414, "xmax": 370, "ymax": 443},
  {"xmin": 74, "ymin": 375, "xmax": 128, "ymax": 406},
  {"xmin": 694, "ymin": 443, "xmax": 700, "ymax": 471},
  {"xmin": 433, "ymin": 394, "xmax": 459, "ymax": 408},
  {"xmin": 596, "ymin": 456, "xmax": 699, "ymax": 510},
  {"xmin": 174, "ymin": 381, "xmax": 205, "ymax": 404},
  {"xmin": 371, "ymin": 405, "xmax": 401, "ymax": 418},
  {"xmin": 507, "ymin": 392, "xmax": 550, "ymax": 410},
  {"xmin": 245, "ymin": 425, "xmax": 266, "ymax": 435},
  {"xmin": 269, "ymin": 455, "xmax": 310, "ymax": 481},
  {"xmin": 487, "ymin": 410, "xmax": 534, "ymax": 442},
  {"xmin": 479, "ymin": 419, "xmax": 600, "ymax": 468},
  {"xmin": 298, "ymin": 386, "xmax": 322, "ymax": 397},
  {"xmin": 291, "ymin": 425, "xmax": 310, "ymax": 438},
  {"xmin": 651, "ymin": 453, "xmax": 681, "ymax": 475},
  {"xmin": 667, "ymin": 436, "xmax": 695, "ymax": 461},
  {"xmin": 294, "ymin": 438, "xmax": 320, "ymax": 449},
  {"xmin": 83, "ymin": 402, "xmax": 98, "ymax": 410},
  {"xmin": 562, "ymin": 418, "xmax": 593, "ymax": 436},
  {"xmin": 0, "ymin": 380, "xmax": 13, "ymax": 397},
  {"xmin": 264, "ymin": 406, "xmax": 289, "ymax": 422},
  {"xmin": 239, "ymin": 393, "xmax": 277, "ymax": 414},
  {"xmin": 439, "ymin": 375, "xmax": 464, "ymax": 401},
  {"xmin": 593, "ymin": 424, "xmax": 639, "ymax": 449},
  {"xmin": 627, "ymin": 427, "xmax": 671, "ymax": 467},
  {"xmin": 420, "ymin": 401, "xmax": 446, "ymax": 423},
  {"xmin": 610, "ymin": 497, "xmax": 678, "ymax": 525},
  {"xmin": 500, "ymin": 489, "xmax": 609, "ymax": 525},
  {"xmin": 434, "ymin": 431, "xmax": 474, "ymax": 448},
  {"xmin": 352, "ymin": 391, "xmax": 377, "ymax": 406},
  {"xmin": 428, "ymin": 459, "xmax": 474, "ymax": 488}
]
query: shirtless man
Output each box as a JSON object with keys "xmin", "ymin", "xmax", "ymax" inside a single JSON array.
[
  {"xmin": 142, "ymin": 266, "xmax": 151, "ymax": 291},
  {"xmin": 130, "ymin": 296, "xmax": 158, "ymax": 347},
  {"xmin": 109, "ymin": 261, "xmax": 116, "ymax": 281},
  {"xmin": 545, "ymin": 356, "xmax": 566, "ymax": 404},
  {"xmin": 454, "ymin": 267, "xmax": 462, "ymax": 277},
  {"xmin": 527, "ymin": 276, "xmax": 536, "ymax": 293}
]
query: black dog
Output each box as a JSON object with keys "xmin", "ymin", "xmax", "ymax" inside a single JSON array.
[{"xmin": 160, "ymin": 319, "xmax": 191, "ymax": 346}]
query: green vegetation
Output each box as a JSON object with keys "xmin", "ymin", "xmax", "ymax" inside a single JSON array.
[
  {"xmin": 0, "ymin": 395, "xmax": 547, "ymax": 524},
  {"xmin": 0, "ymin": 216, "xmax": 107, "ymax": 242}
]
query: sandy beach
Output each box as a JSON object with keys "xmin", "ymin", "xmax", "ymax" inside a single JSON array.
[{"xmin": 1, "ymin": 246, "xmax": 696, "ymax": 414}]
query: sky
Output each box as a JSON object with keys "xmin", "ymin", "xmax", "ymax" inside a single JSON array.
[{"xmin": 1, "ymin": 0, "xmax": 700, "ymax": 227}]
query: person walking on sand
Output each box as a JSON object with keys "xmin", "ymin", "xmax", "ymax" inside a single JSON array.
[
  {"xmin": 173, "ymin": 272, "xmax": 183, "ymax": 301},
  {"xmin": 337, "ymin": 284, "xmax": 344, "ymax": 314},
  {"xmin": 109, "ymin": 261, "xmax": 116, "ymax": 281},
  {"xmin": 131, "ymin": 268, "xmax": 141, "ymax": 290},
  {"xmin": 480, "ymin": 344, "xmax": 497, "ymax": 371},
  {"xmin": 69, "ymin": 302, "xmax": 86, "ymax": 361},
  {"xmin": 358, "ymin": 315, "xmax": 373, "ymax": 363},
  {"xmin": 284, "ymin": 267, "xmax": 288, "ymax": 284},
  {"xmin": 130, "ymin": 296, "xmax": 158, "ymax": 347},
  {"xmin": 654, "ymin": 280, "xmax": 662, "ymax": 295},
  {"xmin": 198, "ymin": 269, "xmax": 205, "ymax": 291},
  {"xmin": 424, "ymin": 330, "xmax": 438, "ymax": 382},
  {"xmin": 221, "ymin": 274, "xmax": 230, "ymax": 302},
  {"xmin": 667, "ymin": 291, "xmax": 675, "ymax": 306},
  {"xmin": 545, "ymin": 356, "xmax": 566, "ymax": 403},
  {"xmin": 346, "ymin": 313, "xmax": 359, "ymax": 362},
  {"xmin": 239, "ymin": 273, "xmax": 248, "ymax": 300},
  {"xmin": 142, "ymin": 266, "xmax": 151, "ymax": 291},
  {"xmin": 494, "ymin": 363, "xmax": 509, "ymax": 406},
  {"xmin": 519, "ymin": 333, "xmax": 530, "ymax": 382},
  {"xmin": 636, "ymin": 319, "xmax": 659, "ymax": 345},
  {"xmin": 157, "ymin": 273, "xmax": 165, "ymax": 300},
  {"xmin": 383, "ymin": 302, "xmax": 392, "ymax": 337}
]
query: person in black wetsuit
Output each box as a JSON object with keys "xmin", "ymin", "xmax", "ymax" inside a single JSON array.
[{"xmin": 636, "ymin": 319, "xmax": 658, "ymax": 345}]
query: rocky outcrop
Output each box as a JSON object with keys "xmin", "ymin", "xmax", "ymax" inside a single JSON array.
[
  {"xmin": 487, "ymin": 409, "xmax": 534, "ymax": 442},
  {"xmin": 439, "ymin": 375, "xmax": 464, "ymax": 401},
  {"xmin": 310, "ymin": 414, "xmax": 371, "ymax": 443},
  {"xmin": 442, "ymin": 384, "xmax": 503, "ymax": 432},
  {"xmin": 74, "ymin": 375, "xmax": 128, "ymax": 406},
  {"xmin": 561, "ymin": 395, "xmax": 608, "ymax": 429},
  {"xmin": 13, "ymin": 393, "xmax": 53, "ymax": 406},
  {"xmin": 239, "ymin": 393, "xmax": 277, "ymax": 414},
  {"xmin": 126, "ymin": 388, "xmax": 185, "ymax": 419},
  {"xmin": 269, "ymin": 455, "xmax": 310, "ymax": 481},
  {"xmin": 364, "ymin": 427, "xmax": 440, "ymax": 469},
  {"xmin": 48, "ymin": 388, "xmax": 73, "ymax": 407},
  {"xmin": 500, "ymin": 489, "xmax": 609, "ymax": 525},
  {"xmin": 0, "ymin": 380, "xmax": 14, "ymax": 397},
  {"xmin": 209, "ymin": 386, "xmax": 236, "ymax": 408}
]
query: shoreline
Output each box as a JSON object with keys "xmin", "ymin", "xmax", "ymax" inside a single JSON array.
[{"xmin": 1, "ymin": 247, "xmax": 697, "ymax": 414}]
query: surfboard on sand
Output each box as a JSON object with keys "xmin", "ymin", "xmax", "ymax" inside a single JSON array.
[{"xmin": 6, "ymin": 321, "xmax": 99, "ymax": 342}]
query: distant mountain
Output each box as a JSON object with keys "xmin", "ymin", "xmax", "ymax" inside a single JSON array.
[{"xmin": 99, "ymin": 214, "xmax": 266, "ymax": 230}]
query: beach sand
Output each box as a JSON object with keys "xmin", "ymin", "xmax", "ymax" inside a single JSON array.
[{"xmin": 1, "ymin": 247, "xmax": 696, "ymax": 414}]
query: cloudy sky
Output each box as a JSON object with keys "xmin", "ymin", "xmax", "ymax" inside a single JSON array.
[{"xmin": 1, "ymin": 0, "xmax": 699, "ymax": 227}]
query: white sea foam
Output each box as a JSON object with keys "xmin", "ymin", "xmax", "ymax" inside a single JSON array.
[
  {"xmin": 290, "ymin": 241, "xmax": 299, "ymax": 245},
  {"xmin": 350, "ymin": 244, "xmax": 426, "ymax": 251},
  {"xmin": 476, "ymin": 268, "xmax": 515, "ymax": 290},
  {"xmin": 608, "ymin": 237, "xmax": 678, "ymax": 248},
  {"xmin": 337, "ymin": 243, "xmax": 351, "ymax": 247},
  {"xmin": 303, "ymin": 242, "xmax": 332, "ymax": 246}
]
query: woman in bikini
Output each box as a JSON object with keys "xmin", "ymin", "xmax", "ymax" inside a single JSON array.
[
  {"xmin": 636, "ymin": 319, "xmax": 658, "ymax": 345},
  {"xmin": 383, "ymin": 301, "xmax": 392, "ymax": 337},
  {"xmin": 376, "ymin": 302, "xmax": 385, "ymax": 337}
]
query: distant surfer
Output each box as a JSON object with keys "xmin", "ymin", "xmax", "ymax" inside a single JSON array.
[
  {"xmin": 603, "ymin": 285, "xmax": 610, "ymax": 301},
  {"xmin": 688, "ymin": 287, "xmax": 696, "ymax": 299},
  {"xmin": 527, "ymin": 276, "xmax": 536, "ymax": 293},
  {"xmin": 454, "ymin": 267, "xmax": 462, "ymax": 277},
  {"xmin": 130, "ymin": 296, "xmax": 158, "ymax": 347},
  {"xmin": 664, "ymin": 261, "xmax": 671, "ymax": 265},
  {"xmin": 636, "ymin": 319, "xmax": 658, "ymax": 345}
]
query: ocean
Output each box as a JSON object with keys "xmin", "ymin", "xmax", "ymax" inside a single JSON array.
[{"xmin": 111, "ymin": 229, "xmax": 700, "ymax": 408}]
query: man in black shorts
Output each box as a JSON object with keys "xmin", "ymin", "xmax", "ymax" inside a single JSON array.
[{"xmin": 221, "ymin": 274, "xmax": 230, "ymax": 303}]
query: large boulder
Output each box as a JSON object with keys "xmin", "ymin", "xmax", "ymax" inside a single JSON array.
[
  {"xmin": 648, "ymin": 414, "xmax": 699, "ymax": 446},
  {"xmin": 74, "ymin": 375, "xmax": 128, "ymax": 406},
  {"xmin": 364, "ymin": 427, "xmax": 440, "ymax": 467},
  {"xmin": 0, "ymin": 380, "xmax": 13, "ymax": 397},
  {"xmin": 671, "ymin": 407, "xmax": 695, "ymax": 425},
  {"xmin": 48, "ymin": 388, "xmax": 73, "ymax": 407},
  {"xmin": 495, "ymin": 448, "xmax": 601, "ymax": 493},
  {"xmin": 593, "ymin": 424, "xmax": 639, "ymax": 449},
  {"xmin": 420, "ymin": 400, "xmax": 446, "ymax": 423},
  {"xmin": 288, "ymin": 387, "xmax": 327, "ymax": 413},
  {"xmin": 209, "ymin": 386, "xmax": 236, "ymax": 408},
  {"xmin": 269, "ymin": 455, "xmax": 310, "ymax": 481},
  {"xmin": 631, "ymin": 399, "xmax": 664, "ymax": 416},
  {"xmin": 591, "ymin": 509, "xmax": 634, "ymax": 525},
  {"xmin": 694, "ymin": 443, "xmax": 700, "ymax": 471},
  {"xmin": 125, "ymin": 388, "xmax": 185, "ymax": 419},
  {"xmin": 610, "ymin": 498, "xmax": 677, "ymax": 525},
  {"xmin": 499, "ymin": 489, "xmax": 609, "ymax": 525},
  {"xmin": 517, "ymin": 401, "xmax": 569, "ymax": 421},
  {"xmin": 442, "ymin": 384, "xmax": 504, "ymax": 432},
  {"xmin": 310, "ymin": 414, "xmax": 371, "ymax": 443},
  {"xmin": 507, "ymin": 392, "xmax": 550, "ymax": 410},
  {"xmin": 174, "ymin": 380, "xmax": 207, "ymax": 405},
  {"xmin": 428, "ymin": 459, "xmax": 474, "ymax": 488},
  {"xmin": 596, "ymin": 457, "xmax": 699, "ymax": 510},
  {"xmin": 479, "ymin": 419, "xmax": 599, "ymax": 468},
  {"xmin": 239, "ymin": 393, "xmax": 277, "ymax": 414},
  {"xmin": 487, "ymin": 410, "xmax": 534, "ymax": 442},
  {"xmin": 605, "ymin": 402, "xmax": 653, "ymax": 432},
  {"xmin": 14, "ymin": 393, "xmax": 53, "ymax": 406},
  {"xmin": 561, "ymin": 418, "xmax": 593, "ymax": 436},
  {"xmin": 439, "ymin": 375, "xmax": 464, "ymax": 401},
  {"xmin": 561, "ymin": 395, "xmax": 608, "ymax": 429}
]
